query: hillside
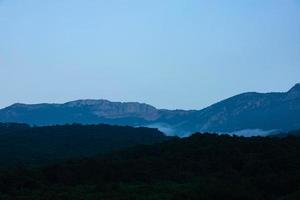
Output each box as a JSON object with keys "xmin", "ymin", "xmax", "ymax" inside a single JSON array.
[
  {"xmin": 269, "ymin": 129, "xmax": 300, "ymax": 138},
  {"xmin": 0, "ymin": 123, "xmax": 169, "ymax": 166},
  {"xmin": 180, "ymin": 83, "xmax": 300, "ymax": 134},
  {"xmin": 1, "ymin": 133, "xmax": 300, "ymax": 199}
]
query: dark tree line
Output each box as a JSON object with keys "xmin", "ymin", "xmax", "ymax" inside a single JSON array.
[
  {"xmin": 0, "ymin": 123, "xmax": 169, "ymax": 167},
  {"xmin": 0, "ymin": 128, "xmax": 300, "ymax": 200}
]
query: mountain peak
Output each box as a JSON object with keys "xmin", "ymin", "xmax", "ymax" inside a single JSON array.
[
  {"xmin": 288, "ymin": 83, "xmax": 300, "ymax": 93},
  {"xmin": 284, "ymin": 83, "xmax": 300, "ymax": 100}
]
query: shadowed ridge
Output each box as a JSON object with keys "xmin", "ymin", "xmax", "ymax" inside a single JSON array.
[{"xmin": 287, "ymin": 83, "xmax": 300, "ymax": 93}]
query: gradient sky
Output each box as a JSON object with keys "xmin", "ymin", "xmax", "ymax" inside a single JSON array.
[{"xmin": 0, "ymin": 0, "xmax": 300, "ymax": 110}]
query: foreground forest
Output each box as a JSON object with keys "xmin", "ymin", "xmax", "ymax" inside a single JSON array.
[
  {"xmin": 0, "ymin": 123, "xmax": 169, "ymax": 166},
  {"xmin": 0, "ymin": 126, "xmax": 300, "ymax": 200}
]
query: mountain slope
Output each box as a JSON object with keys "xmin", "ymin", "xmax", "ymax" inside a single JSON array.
[
  {"xmin": 0, "ymin": 84, "xmax": 300, "ymax": 136},
  {"xmin": 0, "ymin": 100, "xmax": 160, "ymax": 126},
  {"xmin": 0, "ymin": 99, "xmax": 192, "ymax": 135},
  {"xmin": 180, "ymin": 83, "xmax": 300, "ymax": 134}
]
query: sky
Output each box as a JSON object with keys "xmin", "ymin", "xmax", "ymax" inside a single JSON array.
[{"xmin": 0, "ymin": 0, "xmax": 300, "ymax": 110}]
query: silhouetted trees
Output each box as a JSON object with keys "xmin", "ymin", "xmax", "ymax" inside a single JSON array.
[
  {"xmin": 0, "ymin": 130, "xmax": 300, "ymax": 199},
  {"xmin": 0, "ymin": 123, "xmax": 169, "ymax": 166}
]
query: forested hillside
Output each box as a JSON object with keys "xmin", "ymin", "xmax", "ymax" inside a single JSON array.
[
  {"xmin": 0, "ymin": 123, "xmax": 169, "ymax": 166},
  {"xmin": 1, "ymin": 133, "xmax": 300, "ymax": 200}
]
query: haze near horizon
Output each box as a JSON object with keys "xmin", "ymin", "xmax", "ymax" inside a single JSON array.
[{"xmin": 1, "ymin": 0, "xmax": 299, "ymax": 109}]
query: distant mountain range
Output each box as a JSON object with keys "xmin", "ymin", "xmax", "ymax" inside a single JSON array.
[{"xmin": 1, "ymin": 84, "xmax": 300, "ymax": 136}]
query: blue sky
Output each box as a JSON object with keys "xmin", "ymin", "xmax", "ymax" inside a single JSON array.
[{"xmin": 0, "ymin": 0, "xmax": 299, "ymax": 109}]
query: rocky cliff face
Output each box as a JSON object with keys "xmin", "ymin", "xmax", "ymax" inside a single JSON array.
[
  {"xmin": 0, "ymin": 100, "xmax": 162, "ymax": 126},
  {"xmin": 64, "ymin": 100, "xmax": 160, "ymax": 120}
]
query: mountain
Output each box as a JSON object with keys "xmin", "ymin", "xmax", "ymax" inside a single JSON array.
[
  {"xmin": 0, "ymin": 123, "xmax": 169, "ymax": 166},
  {"xmin": 0, "ymin": 84, "xmax": 300, "ymax": 136},
  {"xmin": 178, "ymin": 83, "xmax": 300, "ymax": 135},
  {"xmin": 0, "ymin": 100, "xmax": 160, "ymax": 125},
  {"xmin": 0, "ymin": 99, "xmax": 192, "ymax": 135}
]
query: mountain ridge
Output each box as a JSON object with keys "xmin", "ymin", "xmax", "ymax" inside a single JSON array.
[{"xmin": 1, "ymin": 84, "xmax": 300, "ymax": 136}]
